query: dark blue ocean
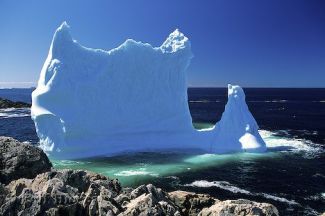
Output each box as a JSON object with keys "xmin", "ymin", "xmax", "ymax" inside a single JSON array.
[{"xmin": 0, "ymin": 88, "xmax": 324, "ymax": 215}]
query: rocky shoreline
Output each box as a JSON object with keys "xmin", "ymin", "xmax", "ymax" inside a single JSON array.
[
  {"xmin": 0, "ymin": 98, "xmax": 30, "ymax": 109},
  {"xmin": 0, "ymin": 136, "xmax": 279, "ymax": 216}
]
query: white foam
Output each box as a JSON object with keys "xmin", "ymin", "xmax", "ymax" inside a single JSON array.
[
  {"xmin": 266, "ymin": 100, "xmax": 287, "ymax": 103},
  {"xmin": 185, "ymin": 180, "xmax": 250, "ymax": 194},
  {"xmin": 165, "ymin": 176, "xmax": 179, "ymax": 180},
  {"xmin": 249, "ymin": 100, "xmax": 287, "ymax": 103},
  {"xmin": 0, "ymin": 108, "xmax": 16, "ymax": 112},
  {"xmin": 189, "ymin": 100, "xmax": 220, "ymax": 103},
  {"xmin": 115, "ymin": 169, "xmax": 158, "ymax": 177},
  {"xmin": 259, "ymin": 130, "xmax": 323, "ymax": 155},
  {"xmin": 185, "ymin": 180, "xmax": 299, "ymax": 205},
  {"xmin": 52, "ymin": 159, "xmax": 91, "ymax": 166},
  {"xmin": 260, "ymin": 193, "xmax": 298, "ymax": 205},
  {"xmin": 0, "ymin": 108, "xmax": 30, "ymax": 118}
]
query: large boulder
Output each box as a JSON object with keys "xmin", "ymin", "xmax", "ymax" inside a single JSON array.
[
  {"xmin": 0, "ymin": 137, "xmax": 52, "ymax": 184},
  {"xmin": 168, "ymin": 190, "xmax": 217, "ymax": 216},
  {"xmin": 115, "ymin": 184, "xmax": 181, "ymax": 216},
  {"xmin": 198, "ymin": 199, "xmax": 279, "ymax": 216}
]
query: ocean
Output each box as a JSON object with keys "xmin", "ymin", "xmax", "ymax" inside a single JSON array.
[{"xmin": 0, "ymin": 88, "xmax": 324, "ymax": 215}]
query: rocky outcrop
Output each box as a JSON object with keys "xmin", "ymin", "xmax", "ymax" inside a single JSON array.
[
  {"xmin": 0, "ymin": 137, "xmax": 52, "ymax": 184},
  {"xmin": 168, "ymin": 191, "xmax": 217, "ymax": 215},
  {"xmin": 0, "ymin": 137, "xmax": 279, "ymax": 215},
  {"xmin": 1, "ymin": 178, "xmax": 279, "ymax": 216},
  {"xmin": 1, "ymin": 169, "xmax": 121, "ymax": 215},
  {"xmin": 198, "ymin": 199, "xmax": 279, "ymax": 216},
  {"xmin": 0, "ymin": 98, "xmax": 30, "ymax": 109}
]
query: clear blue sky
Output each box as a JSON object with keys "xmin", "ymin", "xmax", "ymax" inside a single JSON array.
[{"xmin": 0, "ymin": 0, "xmax": 324, "ymax": 88}]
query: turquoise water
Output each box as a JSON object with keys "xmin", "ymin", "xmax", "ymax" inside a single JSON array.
[
  {"xmin": 51, "ymin": 123, "xmax": 283, "ymax": 186},
  {"xmin": 52, "ymin": 150, "xmax": 278, "ymax": 186}
]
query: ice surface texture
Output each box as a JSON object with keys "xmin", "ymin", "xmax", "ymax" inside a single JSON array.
[{"xmin": 32, "ymin": 22, "xmax": 266, "ymax": 159}]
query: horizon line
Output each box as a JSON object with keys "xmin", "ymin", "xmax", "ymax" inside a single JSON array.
[{"xmin": 1, "ymin": 86, "xmax": 325, "ymax": 89}]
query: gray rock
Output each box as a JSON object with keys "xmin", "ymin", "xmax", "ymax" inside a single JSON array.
[
  {"xmin": 0, "ymin": 136, "xmax": 52, "ymax": 184},
  {"xmin": 115, "ymin": 184, "xmax": 181, "ymax": 216},
  {"xmin": 169, "ymin": 190, "xmax": 217, "ymax": 216},
  {"xmin": 198, "ymin": 199, "xmax": 279, "ymax": 216},
  {"xmin": 0, "ymin": 183, "xmax": 7, "ymax": 206},
  {"xmin": 0, "ymin": 169, "xmax": 122, "ymax": 216}
]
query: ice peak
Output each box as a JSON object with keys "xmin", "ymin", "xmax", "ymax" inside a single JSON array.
[
  {"xmin": 59, "ymin": 21, "xmax": 70, "ymax": 30},
  {"xmin": 50, "ymin": 21, "xmax": 74, "ymax": 57},
  {"xmin": 160, "ymin": 29, "xmax": 191, "ymax": 54},
  {"xmin": 53, "ymin": 21, "xmax": 72, "ymax": 42},
  {"xmin": 227, "ymin": 84, "xmax": 245, "ymax": 100},
  {"xmin": 171, "ymin": 28, "xmax": 182, "ymax": 36}
]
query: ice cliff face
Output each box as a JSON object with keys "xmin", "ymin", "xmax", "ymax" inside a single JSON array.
[{"xmin": 32, "ymin": 22, "xmax": 266, "ymax": 159}]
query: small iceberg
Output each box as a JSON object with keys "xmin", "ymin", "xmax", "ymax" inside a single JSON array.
[{"xmin": 31, "ymin": 22, "xmax": 266, "ymax": 159}]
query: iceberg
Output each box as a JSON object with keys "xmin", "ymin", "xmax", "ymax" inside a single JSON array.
[
  {"xmin": 31, "ymin": 22, "xmax": 266, "ymax": 159},
  {"xmin": 212, "ymin": 84, "xmax": 266, "ymax": 153}
]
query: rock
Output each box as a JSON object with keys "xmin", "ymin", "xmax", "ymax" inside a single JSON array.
[
  {"xmin": 198, "ymin": 199, "xmax": 279, "ymax": 216},
  {"xmin": 0, "ymin": 137, "xmax": 52, "ymax": 184},
  {"xmin": 0, "ymin": 183, "xmax": 8, "ymax": 207},
  {"xmin": 169, "ymin": 190, "xmax": 217, "ymax": 216},
  {"xmin": 0, "ymin": 169, "xmax": 122, "ymax": 216},
  {"xmin": 115, "ymin": 184, "xmax": 181, "ymax": 216},
  {"xmin": 0, "ymin": 98, "xmax": 30, "ymax": 109}
]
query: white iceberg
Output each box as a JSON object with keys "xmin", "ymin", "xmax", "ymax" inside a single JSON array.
[
  {"xmin": 31, "ymin": 22, "xmax": 266, "ymax": 159},
  {"xmin": 212, "ymin": 84, "xmax": 266, "ymax": 153}
]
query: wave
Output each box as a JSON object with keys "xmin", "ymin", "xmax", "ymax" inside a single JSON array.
[
  {"xmin": 305, "ymin": 193, "xmax": 325, "ymax": 202},
  {"xmin": 52, "ymin": 159, "xmax": 91, "ymax": 166},
  {"xmin": 184, "ymin": 180, "xmax": 250, "ymax": 194},
  {"xmin": 259, "ymin": 130, "xmax": 324, "ymax": 157},
  {"xmin": 114, "ymin": 169, "xmax": 158, "ymax": 177},
  {"xmin": 189, "ymin": 100, "xmax": 220, "ymax": 103},
  {"xmin": 267, "ymin": 107, "xmax": 286, "ymax": 111},
  {"xmin": 0, "ymin": 108, "xmax": 30, "ymax": 118},
  {"xmin": 249, "ymin": 100, "xmax": 287, "ymax": 103},
  {"xmin": 185, "ymin": 180, "xmax": 298, "ymax": 205},
  {"xmin": 260, "ymin": 193, "xmax": 298, "ymax": 205},
  {"xmin": 190, "ymin": 99, "xmax": 291, "ymax": 103}
]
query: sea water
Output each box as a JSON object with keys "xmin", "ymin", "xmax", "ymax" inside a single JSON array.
[{"xmin": 0, "ymin": 88, "xmax": 324, "ymax": 215}]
